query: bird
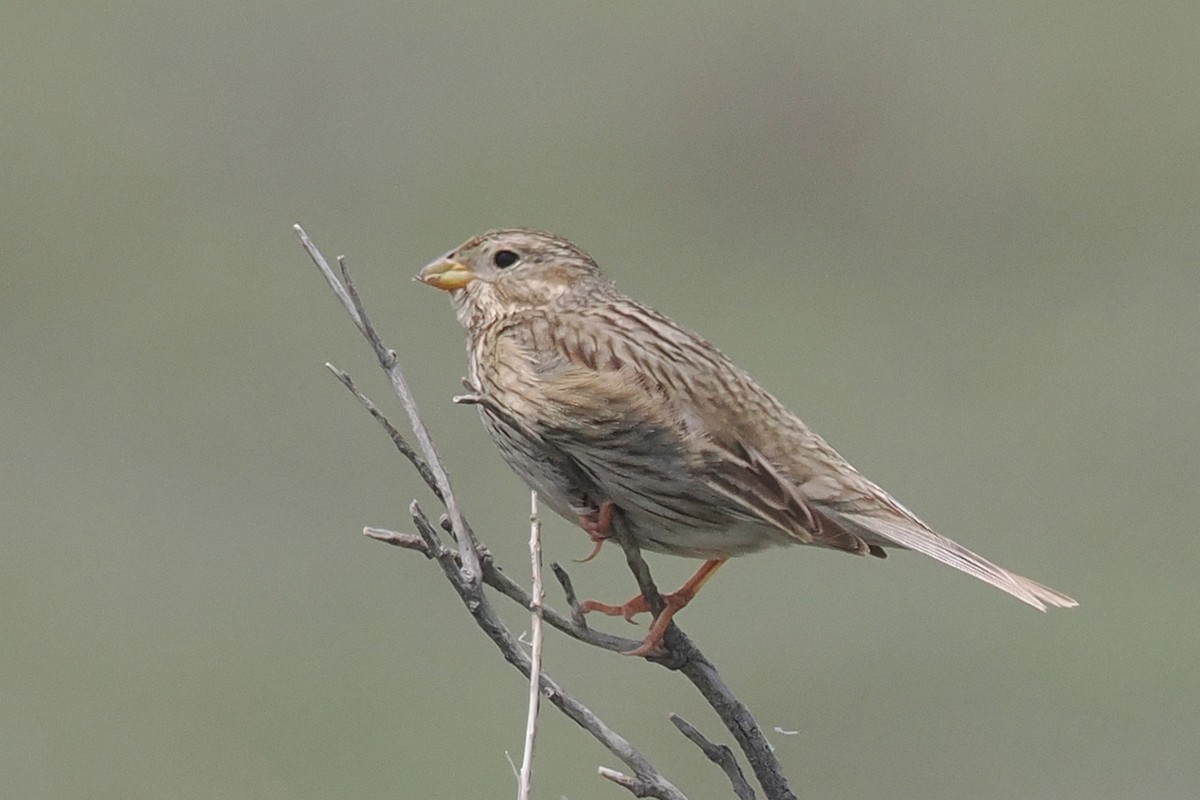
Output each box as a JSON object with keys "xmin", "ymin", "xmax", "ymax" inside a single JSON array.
[{"xmin": 416, "ymin": 228, "xmax": 1077, "ymax": 655}]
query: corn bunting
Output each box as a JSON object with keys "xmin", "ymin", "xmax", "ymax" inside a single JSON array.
[{"xmin": 418, "ymin": 229, "xmax": 1077, "ymax": 654}]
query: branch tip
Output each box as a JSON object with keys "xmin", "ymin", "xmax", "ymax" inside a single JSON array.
[{"xmin": 669, "ymin": 714, "xmax": 755, "ymax": 800}]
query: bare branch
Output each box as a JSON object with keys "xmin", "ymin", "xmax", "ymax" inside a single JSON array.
[
  {"xmin": 551, "ymin": 562, "xmax": 589, "ymax": 629},
  {"xmin": 294, "ymin": 225, "xmax": 363, "ymax": 330},
  {"xmin": 327, "ymin": 363, "xmax": 443, "ymax": 501},
  {"xmin": 676, "ymin": 647, "xmax": 794, "ymax": 800},
  {"xmin": 363, "ymin": 526, "xmax": 431, "ymax": 556},
  {"xmin": 294, "ymin": 224, "xmax": 479, "ymax": 581},
  {"xmin": 670, "ymin": 714, "xmax": 756, "ymax": 800}
]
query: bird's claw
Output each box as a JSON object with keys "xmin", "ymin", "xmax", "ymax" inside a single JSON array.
[
  {"xmin": 453, "ymin": 377, "xmax": 487, "ymax": 405},
  {"xmin": 574, "ymin": 501, "xmax": 614, "ymax": 562},
  {"xmin": 573, "ymin": 538, "xmax": 606, "ymax": 563}
]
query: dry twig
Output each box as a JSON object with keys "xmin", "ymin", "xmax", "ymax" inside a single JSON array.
[{"xmin": 518, "ymin": 492, "xmax": 544, "ymax": 799}]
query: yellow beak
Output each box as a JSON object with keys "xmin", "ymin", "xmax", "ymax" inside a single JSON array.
[{"xmin": 416, "ymin": 258, "xmax": 476, "ymax": 291}]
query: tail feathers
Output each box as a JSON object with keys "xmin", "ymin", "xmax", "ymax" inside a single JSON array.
[{"xmin": 840, "ymin": 513, "xmax": 1078, "ymax": 611}]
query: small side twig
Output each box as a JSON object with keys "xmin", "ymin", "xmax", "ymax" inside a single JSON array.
[
  {"xmin": 551, "ymin": 562, "xmax": 589, "ymax": 629},
  {"xmin": 327, "ymin": 364, "xmax": 443, "ymax": 502},
  {"xmin": 670, "ymin": 714, "xmax": 756, "ymax": 800},
  {"xmin": 363, "ymin": 526, "xmax": 431, "ymax": 556}
]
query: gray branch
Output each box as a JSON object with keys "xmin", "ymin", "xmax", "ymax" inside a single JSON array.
[
  {"xmin": 294, "ymin": 225, "xmax": 477, "ymax": 579},
  {"xmin": 670, "ymin": 714, "xmax": 756, "ymax": 800}
]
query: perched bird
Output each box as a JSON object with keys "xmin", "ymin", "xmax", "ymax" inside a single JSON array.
[{"xmin": 417, "ymin": 229, "xmax": 1077, "ymax": 654}]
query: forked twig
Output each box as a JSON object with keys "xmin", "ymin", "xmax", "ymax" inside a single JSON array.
[
  {"xmin": 294, "ymin": 225, "xmax": 477, "ymax": 579},
  {"xmin": 670, "ymin": 714, "xmax": 756, "ymax": 800}
]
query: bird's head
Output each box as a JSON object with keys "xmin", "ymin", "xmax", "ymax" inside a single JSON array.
[{"xmin": 416, "ymin": 228, "xmax": 614, "ymax": 331}]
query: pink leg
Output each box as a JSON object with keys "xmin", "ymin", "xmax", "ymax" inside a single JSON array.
[{"xmin": 581, "ymin": 558, "xmax": 727, "ymax": 656}]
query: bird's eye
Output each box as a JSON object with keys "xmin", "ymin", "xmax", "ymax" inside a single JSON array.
[{"xmin": 492, "ymin": 250, "xmax": 520, "ymax": 269}]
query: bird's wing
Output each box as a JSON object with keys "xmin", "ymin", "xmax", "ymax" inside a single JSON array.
[{"xmin": 701, "ymin": 435, "xmax": 879, "ymax": 554}]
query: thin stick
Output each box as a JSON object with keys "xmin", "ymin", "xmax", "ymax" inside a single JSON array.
[
  {"xmin": 293, "ymin": 224, "xmax": 480, "ymax": 581},
  {"xmin": 327, "ymin": 363, "xmax": 443, "ymax": 501},
  {"xmin": 517, "ymin": 491, "xmax": 544, "ymax": 800}
]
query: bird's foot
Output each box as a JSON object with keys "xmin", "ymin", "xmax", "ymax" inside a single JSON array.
[
  {"xmin": 579, "ymin": 558, "xmax": 726, "ymax": 657},
  {"xmin": 573, "ymin": 501, "xmax": 614, "ymax": 563},
  {"xmin": 577, "ymin": 592, "xmax": 676, "ymax": 656}
]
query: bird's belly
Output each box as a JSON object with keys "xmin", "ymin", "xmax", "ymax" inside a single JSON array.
[
  {"xmin": 625, "ymin": 514, "xmax": 788, "ymax": 560},
  {"xmin": 481, "ymin": 409, "xmax": 594, "ymax": 520}
]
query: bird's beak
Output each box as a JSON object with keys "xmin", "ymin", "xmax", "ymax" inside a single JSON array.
[{"xmin": 415, "ymin": 257, "xmax": 476, "ymax": 291}]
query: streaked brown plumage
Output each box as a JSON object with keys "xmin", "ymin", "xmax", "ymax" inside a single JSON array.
[{"xmin": 417, "ymin": 228, "xmax": 1077, "ymax": 653}]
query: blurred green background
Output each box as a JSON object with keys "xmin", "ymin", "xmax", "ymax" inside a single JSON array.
[{"xmin": 4, "ymin": 2, "xmax": 1197, "ymax": 798}]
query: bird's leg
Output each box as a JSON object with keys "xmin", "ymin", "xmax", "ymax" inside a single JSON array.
[
  {"xmin": 581, "ymin": 558, "xmax": 726, "ymax": 656},
  {"xmin": 574, "ymin": 501, "xmax": 614, "ymax": 563}
]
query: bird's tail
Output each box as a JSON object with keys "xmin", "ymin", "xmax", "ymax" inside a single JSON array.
[{"xmin": 839, "ymin": 512, "xmax": 1078, "ymax": 611}]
